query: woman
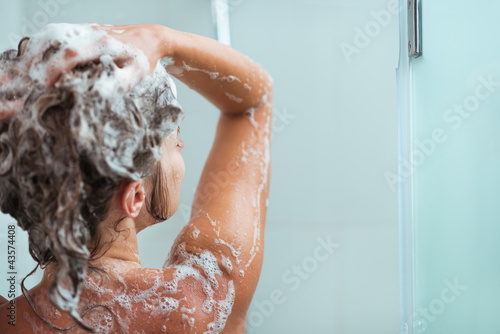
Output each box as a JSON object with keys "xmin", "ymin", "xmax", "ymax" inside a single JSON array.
[{"xmin": 0, "ymin": 23, "xmax": 273, "ymax": 333}]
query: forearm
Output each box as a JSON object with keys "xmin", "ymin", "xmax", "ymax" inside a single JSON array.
[{"xmin": 161, "ymin": 27, "xmax": 272, "ymax": 115}]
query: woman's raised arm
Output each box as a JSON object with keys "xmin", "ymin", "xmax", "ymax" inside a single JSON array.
[
  {"xmin": 103, "ymin": 24, "xmax": 273, "ymax": 114},
  {"xmin": 102, "ymin": 24, "xmax": 274, "ymax": 331}
]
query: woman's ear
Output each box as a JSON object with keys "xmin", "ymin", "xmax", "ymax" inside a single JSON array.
[{"xmin": 121, "ymin": 181, "xmax": 146, "ymax": 218}]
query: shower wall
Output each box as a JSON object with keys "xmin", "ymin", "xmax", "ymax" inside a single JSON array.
[{"xmin": 0, "ymin": 0, "xmax": 400, "ymax": 333}]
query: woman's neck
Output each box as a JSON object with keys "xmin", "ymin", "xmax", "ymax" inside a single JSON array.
[
  {"xmin": 40, "ymin": 216, "xmax": 142, "ymax": 289},
  {"xmin": 92, "ymin": 216, "xmax": 142, "ymax": 265}
]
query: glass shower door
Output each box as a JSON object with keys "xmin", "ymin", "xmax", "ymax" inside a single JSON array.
[{"xmin": 400, "ymin": 0, "xmax": 500, "ymax": 333}]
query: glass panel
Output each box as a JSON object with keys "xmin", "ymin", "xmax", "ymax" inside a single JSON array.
[{"xmin": 407, "ymin": 1, "xmax": 500, "ymax": 333}]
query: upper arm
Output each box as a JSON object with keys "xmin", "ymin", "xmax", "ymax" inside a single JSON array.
[{"xmin": 166, "ymin": 91, "xmax": 273, "ymax": 316}]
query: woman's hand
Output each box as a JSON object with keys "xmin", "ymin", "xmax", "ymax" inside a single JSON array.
[
  {"xmin": 1, "ymin": 23, "xmax": 172, "ymax": 123},
  {"xmin": 40, "ymin": 32, "xmax": 110, "ymax": 86},
  {"xmin": 95, "ymin": 24, "xmax": 172, "ymax": 74},
  {"xmin": 15, "ymin": 25, "xmax": 112, "ymax": 87},
  {"xmin": 28, "ymin": 23, "xmax": 171, "ymax": 87}
]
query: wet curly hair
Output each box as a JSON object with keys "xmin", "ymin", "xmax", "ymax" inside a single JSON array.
[{"xmin": 0, "ymin": 36, "xmax": 184, "ymax": 332}]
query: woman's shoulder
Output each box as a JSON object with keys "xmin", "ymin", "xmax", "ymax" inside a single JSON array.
[
  {"xmin": 0, "ymin": 263, "xmax": 244, "ymax": 333},
  {"xmin": 0, "ymin": 294, "xmax": 7, "ymax": 304},
  {"xmin": 0, "ymin": 294, "xmax": 14, "ymax": 330},
  {"xmin": 0, "ymin": 291, "xmax": 38, "ymax": 333},
  {"xmin": 117, "ymin": 264, "xmax": 244, "ymax": 333},
  {"xmin": 94, "ymin": 264, "xmax": 237, "ymax": 332}
]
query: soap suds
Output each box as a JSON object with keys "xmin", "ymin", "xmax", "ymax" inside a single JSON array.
[
  {"xmin": 191, "ymin": 227, "xmax": 200, "ymax": 239},
  {"xmin": 240, "ymin": 91, "xmax": 272, "ymax": 272},
  {"xmin": 241, "ymin": 142, "xmax": 249, "ymax": 163},
  {"xmin": 221, "ymin": 255, "xmax": 233, "ymax": 274},
  {"xmin": 181, "ymin": 306, "xmax": 196, "ymax": 314},
  {"xmin": 214, "ymin": 238, "xmax": 242, "ymax": 264},
  {"xmin": 225, "ymin": 92, "xmax": 243, "ymax": 103},
  {"xmin": 219, "ymin": 75, "xmax": 241, "ymax": 83},
  {"xmin": 203, "ymin": 280, "xmax": 235, "ymax": 334},
  {"xmin": 243, "ymin": 107, "xmax": 259, "ymax": 129},
  {"xmin": 75, "ymin": 256, "xmax": 236, "ymax": 333},
  {"xmin": 206, "ymin": 212, "xmax": 217, "ymax": 227},
  {"xmin": 182, "ymin": 60, "xmax": 219, "ymax": 79}
]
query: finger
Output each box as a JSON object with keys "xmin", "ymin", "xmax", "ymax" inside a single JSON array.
[
  {"xmin": 93, "ymin": 24, "xmax": 115, "ymax": 29},
  {"xmin": 44, "ymin": 53, "xmax": 102, "ymax": 87},
  {"xmin": 0, "ymin": 102, "xmax": 22, "ymax": 122},
  {"xmin": 92, "ymin": 24, "xmax": 126, "ymax": 32},
  {"xmin": 96, "ymin": 24, "xmax": 130, "ymax": 31},
  {"xmin": 41, "ymin": 39, "xmax": 108, "ymax": 86}
]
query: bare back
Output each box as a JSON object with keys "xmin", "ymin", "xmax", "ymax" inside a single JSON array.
[{"xmin": 1, "ymin": 260, "xmax": 242, "ymax": 333}]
